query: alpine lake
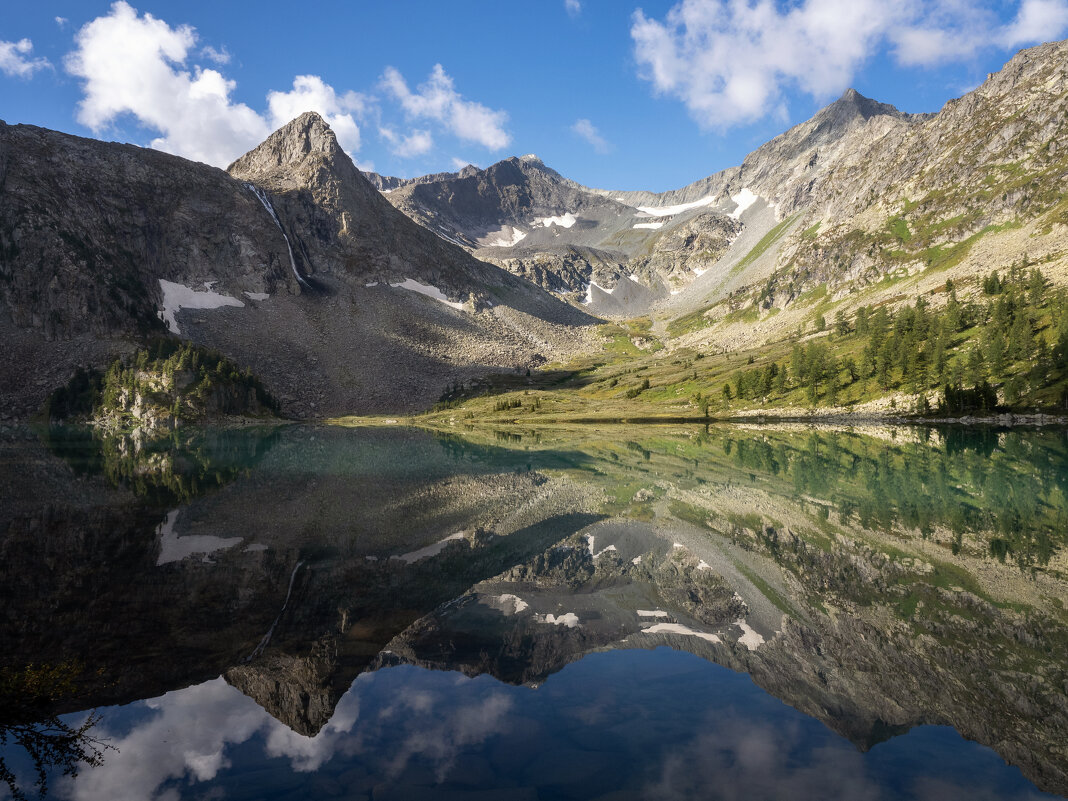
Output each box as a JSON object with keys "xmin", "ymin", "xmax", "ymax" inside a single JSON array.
[{"xmin": 2, "ymin": 420, "xmax": 1067, "ymax": 801}]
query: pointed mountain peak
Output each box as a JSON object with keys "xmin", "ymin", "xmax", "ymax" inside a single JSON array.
[
  {"xmin": 227, "ymin": 111, "xmax": 353, "ymax": 188},
  {"xmin": 824, "ymin": 88, "xmax": 907, "ymax": 122}
]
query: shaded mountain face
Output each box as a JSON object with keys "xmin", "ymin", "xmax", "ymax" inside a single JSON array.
[{"xmin": 0, "ymin": 113, "xmax": 595, "ymax": 419}]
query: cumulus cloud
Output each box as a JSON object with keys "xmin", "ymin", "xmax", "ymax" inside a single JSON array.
[
  {"xmin": 267, "ymin": 74, "xmax": 368, "ymax": 153},
  {"xmin": 65, "ymin": 2, "xmax": 271, "ymax": 166},
  {"xmin": 450, "ymin": 156, "xmax": 478, "ymax": 170},
  {"xmin": 1002, "ymin": 0, "xmax": 1068, "ymax": 47},
  {"xmin": 891, "ymin": 1, "xmax": 1004, "ymax": 66},
  {"xmin": 54, "ymin": 673, "xmax": 517, "ymax": 800},
  {"xmin": 565, "ymin": 0, "xmax": 583, "ymax": 16},
  {"xmin": 60, "ymin": 4, "xmax": 513, "ymax": 171},
  {"xmin": 379, "ymin": 126, "xmax": 434, "ymax": 157},
  {"xmin": 380, "ymin": 64, "xmax": 510, "ymax": 150},
  {"xmin": 62, "ymin": 679, "xmax": 268, "ymax": 801},
  {"xmin": 572, "ymin": 118, "xmax": 611, "ymax": 153},
  {"xmin": 631, "ymin": 0, "xmax": 895, "ymax": 129},
  {"xmin": 200, "ymin": 44, "xmax": 230, "ymax": 64},
  {"xmin": 381, "ymin": 692, "xmax": 514, "ymax": 783},
  {"xmin": 64, "ymin": 2, "xmax": 369, "ymax": 167},
  {"xmin": 632, "ymin": 0, "xmax": 1068, "ymax": 129},
  {"xmin": 0, "ymin": 38, "xmax": 51, "ymax": 78}
]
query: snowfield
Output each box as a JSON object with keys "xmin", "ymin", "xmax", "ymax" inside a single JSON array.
[
  {"xmin": 534, "ymin": 212, "xmax": 577, "ymax": 229},
  {"xmin": 491, "ymin": 227, "xmax": 527, "ymax": 247},
  {"xmin": 389, "ymin": 278, "xmax": 465, "ymax": 310},
  {"xmin": 729, "ymin": 187, "xmax": 759, "ymax": 219},
  {"xmin": 636, "ymin": 195, "xmax": 716, "ymax": 217},
  {"xmin": 158, "ymin": 279, "xmax": 244, "ymax": 335}
]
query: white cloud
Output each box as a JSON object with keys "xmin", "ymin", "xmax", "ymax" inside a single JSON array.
[
  {"xmin": 64, "ymin": 3, "xmax": 371, "ymax": 168},
  {"xmin": 200, "ymin": 44, "xmax": 230, "ymax": 64},
  {"xmin": 0, "ymin": 38, "xmax": 51, "ymax": 78},
  {"xmin": 62, "ymin": 679, "xmax": 268, "ymax": 801},
  {"xmin": 632, "ymin": 0, "xmax": 894, "ymax": 129},
  {"xmin": 56, "ymin": 673, "xmax": 514, "ymax": 800},
  {"xmin": 61, "ymin": 4, "xmax": 515, "ymax": 172},
  {"xmin": 890, "ymin": 1, "xmax": 1003, "ymax": 66},
  {"xmin": 632, "ymin": 0, "xmax": 1068, "ymax": 130},
  {"xmin": 565, "ymin": 0, "xmax": 583, "ymax": 16},
  {"xmin": 55, "ymin": 16, "xmax": 69, "ymax": 27},
  {"xmin": 572, "ymin": 118, "xmax": 611, "ymax": 153},
  {"xmin": 451, "ymin": 156, "xmax": 478, "ymax": 170},
  {"xmin": 379, "ymin": 125, "xmax": 434, "ymax": 157},
  {"xmin": 1001, "ymin": 0, "xmax": 1068, "ymax": 47},
  {"xmin": 65, "ymin": 1, "xmax": 271, "ymax": 166},
  {"xmin": 380, "ymin": 64, "xmax": 510, "ymax": 150},
  {"xmin": 267, "ymin": 74, "xmax": 367, "ymax": 153}
]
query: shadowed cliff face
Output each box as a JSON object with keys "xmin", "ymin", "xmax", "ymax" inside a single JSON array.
[
  {"xmin": 0, "ymin": 114, "xmax": 597, "ymax": 420},
  {"xmin": 2, "ymin": 423, "xmax": 1067, "ymax": 796}
]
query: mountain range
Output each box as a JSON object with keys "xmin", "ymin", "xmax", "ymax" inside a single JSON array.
[{"xmin": 1, "ymin": 39, "xmax": 1066, "ymax": 418}]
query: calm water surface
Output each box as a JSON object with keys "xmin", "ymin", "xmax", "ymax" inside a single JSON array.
[{"xmin": 1, "ymin": 423, "xmax": 1066, "ymax": 800}]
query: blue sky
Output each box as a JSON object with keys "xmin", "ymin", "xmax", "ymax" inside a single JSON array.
[{"xmin": 2, "ymin": 1, "xmax": 1066, "ymax": 191}]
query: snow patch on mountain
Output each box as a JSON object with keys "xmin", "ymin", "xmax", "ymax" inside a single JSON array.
[
  {"xmin": 491, "ymin": 227, "xmax": 527, "ymax": 247},
  {"xmin": 736, "ymin": 618, "xmax": 765, "ymax": 650},
  {"xmin": 389, "ymin": 279, "xmax": 465, "ymax": 311},
  {"xmin": 729, "ymin": 188, "xmax": 758, "ymax": 219},
  {"xmin": 158, "ymin": 279, "xmax": 244, "ymax": 335},
  {"xmin": 637, "ymin": 195, "xmax": 716, "ymax": 217},
  {"xmin": 391, "ymin": 531, "xmax": 467, "ymax": 563},
  {"xmin": 534, "ymin": 213, "xmax": 577, "ymax": 229},
  {"xmin": 544, "ymin": 612, "xmax": 580, "ymax": 628},
  {"xmin": 633, "ymin": 221, "xmax": 664, "ymax": 230},
  {"xmin": 639, "ymin": 622, "xmax": 721, "ymax": 643}
]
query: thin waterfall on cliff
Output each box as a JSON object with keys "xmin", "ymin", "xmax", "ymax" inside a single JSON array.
[{"xmin": 246, "ymin": 183, "xmax": 312, "ymax": 289}]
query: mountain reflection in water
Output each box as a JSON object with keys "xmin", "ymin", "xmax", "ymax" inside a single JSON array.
[{"xmin": 0, "ymin": 422, "xmax": 1066, "ymax": 800}]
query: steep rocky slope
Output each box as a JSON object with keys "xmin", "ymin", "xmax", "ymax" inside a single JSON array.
[
  {"xmin": 0, "ymin": 114, "xmax": 596, "ymax": 419},
  {"xmin": 377, "ymin": 41, "xmax": 1068, "ymax": 342},
  {"xmin": 375, "ymin": 154, "xmax": 753, "ymax": 313},
  {"xmin": 596, "ymin": 88, "xmax": 923, "ymax": 215},
  {"xmin": 371, "ymin": 88, "xmax": 920, "ymax": 316},
  {"xmin": 664, "ymin": 40, "xmax": 1068, "ymax": 348}
]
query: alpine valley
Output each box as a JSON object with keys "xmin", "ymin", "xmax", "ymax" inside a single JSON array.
[
  {"xmin": 4, "ymin": 23, "xmax": 1068, "ymax": 801},
  {"xmin": 2, "ymin": 40, "xmax": 1067, "ymax": 424}
]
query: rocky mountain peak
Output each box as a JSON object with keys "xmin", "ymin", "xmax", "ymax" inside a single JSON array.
[
  {"xmin": 809, "ymin": 88, "xmax": 910, "ymax": 139},
  {"xmin": 227, "ymin": 111, "xmax": 357, "ymax": 192}
]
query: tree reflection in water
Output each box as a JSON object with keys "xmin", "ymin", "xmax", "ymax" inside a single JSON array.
[{"xmin": 0, "ymin": 663, "xmax": 113, "ymax": 800}]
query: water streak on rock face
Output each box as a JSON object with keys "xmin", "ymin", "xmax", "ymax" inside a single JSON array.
[{"xmin": 245, "ymin": 183, "xmax": 310, "ymax": 289}]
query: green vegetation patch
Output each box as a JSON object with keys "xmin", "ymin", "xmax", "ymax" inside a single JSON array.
[
  {"xmin": 733, "ymin": 213, "xmax": 800, "ymax": 275},
  {"xmin": 43, "ymin": 339, "xmax": 279, "ymax": 429},
  {"xmin": 667, "ymin": 305, "xmax": 716, "ymax": 338}
]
